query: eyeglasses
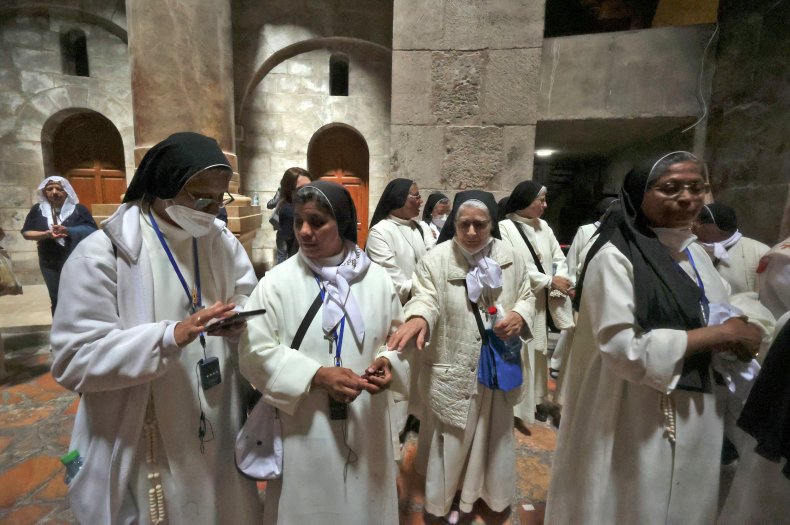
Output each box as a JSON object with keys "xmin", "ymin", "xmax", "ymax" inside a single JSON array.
[
  {"xmin": 650, "ymin": 181, "xmax": 710, "ymax": 198},
  {"xmin": 408, "ymin": 193, "xmax": 422, "ymax": 201},
  {"xmin": 457, "ymin": 219, "xmax": 490, "ymax": 231},
  {"xmin": 184, "ymin": 190, "xmax": 235, "ymax": 211}
]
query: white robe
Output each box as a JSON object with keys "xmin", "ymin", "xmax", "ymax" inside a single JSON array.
[
  {"xmin": 500, "ymin": 215, "xmax": 570, "ymax": 420},
  {"xmin": 130, "ymin": 212, "xmax": 261, "ymax": 525},
  {"xmin": 546, "ymin": 238, "xmax": 730, "ymax": 525},
  {"xmin": 701, "ymin": 236, "xmax": 770, "ymax": 294},
  {"xmin": 238, "ymin": 253, "xmax": 408, "ymax": 525},
  {"xmin": 564, "ymin": 222, "xmax": 598, "ymax": 285}
]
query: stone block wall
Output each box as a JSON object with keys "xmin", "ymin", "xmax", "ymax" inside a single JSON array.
[
  {"xmin": 704, "ymin": 0, "xmax": 790, "ymax": 245},
  {"xmin": 391, "ymin": 0, "xmax": 546, "ymax": 205},
  {"xmin": 0, "ymin": 9, "xmax": 134, "ymax": 284},
  {"xmin": 237, "ymin": 47, "xmax": 391, "ymax": 268}
]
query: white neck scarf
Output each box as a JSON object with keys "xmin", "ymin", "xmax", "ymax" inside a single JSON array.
[
  {"xmin": 299, "ymin": 240, "xmax": 371, "ymax": 343},
  {"xmin": 653, "ymin": 227, "xmax": 697, "ymax": 254},
  {"xmin": 454, "ymin": 238, "xmax": 502, "ymax": 303},
  {"xmin": 700, "ymin": 230, "xmax": 742, "ymax": 261}
]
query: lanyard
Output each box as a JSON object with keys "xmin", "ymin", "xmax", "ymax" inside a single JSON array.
[
  {"xmin": 149, "ymin": 210, "xmax": 202, "ymax": 314},
  {"xmin": 683, "ymin": 248, "xmax": 710, "ymax": 325},
  {"xmin": 314, "ymin": 275, "xmax": 345, "ymax": 367}
]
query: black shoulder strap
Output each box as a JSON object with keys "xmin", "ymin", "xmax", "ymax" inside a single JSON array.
[
  {"xmin": 463, "ymin": 281, "xmax": 488, "ymax": 344},
  {"xmin": 514, "ymin": 223, "xmax": 546, "ymax": 275},
  {"xmin": 514, "ymin": 223, "xmax": 559, "ymax": 332},
  {"xmin": 291, "ymin": 292, "xmax": 323, "ymax": 350}
]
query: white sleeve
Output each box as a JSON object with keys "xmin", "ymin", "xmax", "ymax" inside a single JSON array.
[
  {"xmin": 238, "ymin": 278, "xmax": 322, "ymax": 416},
  {"xmin": 584, "ymin": 246, "xmax": 688, "ymax": 394},
  {"xmin": 366, "ymin": 226, "xmax": 412, "ymax": 303},
  {"xmin": 50, "ymin": 238, "xmax": 181, "ymax": 393}
]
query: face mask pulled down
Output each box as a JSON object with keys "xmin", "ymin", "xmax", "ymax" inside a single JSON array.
[
  {"xmin": 165, "ymin": 204, "xmax": 216, "ymax": 237},
  {"xmin": 432, "ymin": 214, "xmax": 448, "ymax": 229}
]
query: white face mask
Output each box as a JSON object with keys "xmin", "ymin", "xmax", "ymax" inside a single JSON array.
[
  {"xmin": 432, "ymin": 214, "xmax": 448, "ymax": 229},
  {"xmin": 165, "ymin": 204, "xmax": 216, "ymax": 237}
]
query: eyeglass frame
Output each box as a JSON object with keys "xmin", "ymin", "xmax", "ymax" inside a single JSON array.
[
  {"xmin": 649, "ymin": 180, "xmax": 710, "ymax": 199},
  {"xmin": 407, "ymin": 192, "xmax": 422, "ymax": 201},
  {"xmin": 182, "ymin": 189, "xmax": 235, "ymax": 211}
]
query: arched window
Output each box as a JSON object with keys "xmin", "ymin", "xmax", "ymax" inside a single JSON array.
[
  {"xmin": 329, "ymin": 54, "xmax": 349, "ymax": 96},
  {"xmin": 61, "ymin": 29, "xmax": 90, "ymax": 77}
]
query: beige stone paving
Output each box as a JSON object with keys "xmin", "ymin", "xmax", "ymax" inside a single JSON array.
[{"xmin": 0, "ymin": 285, "xmax": 51, "ymax": 332}]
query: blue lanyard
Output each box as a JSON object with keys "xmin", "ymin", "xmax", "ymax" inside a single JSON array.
[
  {"xmin": 683, "ymin": 248, "xmax": 710, "ymax": 325},
  {"xmin": 149, "ymin": 211, "xmax": 202, "ymax": 314},
  {"xmin": 314, "ymin": 276, "xmax": 345, "ymax": 367}
]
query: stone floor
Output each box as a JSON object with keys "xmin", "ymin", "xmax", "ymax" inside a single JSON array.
[{"xmin": 0, "ymin": 341, "xmax": 557, "ymax": 525}]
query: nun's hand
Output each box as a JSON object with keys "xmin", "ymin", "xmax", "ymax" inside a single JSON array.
[
  {"xmin": 312, "ymin": 366, "xmax": 367, "ymax": 403},
  {"xmin": 174, "ymin": 301, "xmax": 236, "ymax": 347},
  {"xmin": 52, "ymin": 224, "xmax": 69, "ymax": 237},
  {"xmin": 493, "ymin": 311, "xmax": 525, "ymax": 340},
  {"xmin": 361, "ymin": 357, "xmax": 392, "ymax": 394},
  {"xmin": 551, "ymin": 276, "xmax": 573, "ymax": 295},
  {"xmin": 388, "ymin": 317, "xmax": 428, "ymax": 351}
]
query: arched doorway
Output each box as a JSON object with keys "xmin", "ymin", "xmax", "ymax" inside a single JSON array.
[
  {"xmin": 307, "ymin": 124, "xmax": 370, "ymax": 247},
  {"xmin": 50, "ymin": 111, "xmax": 126, "ymax": 213}
]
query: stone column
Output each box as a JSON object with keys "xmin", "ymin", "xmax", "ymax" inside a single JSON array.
[
  {"xmin": 705, "ymin": 0, "xmax": 790, "ymax": 244},
  {"xmin": 124, "ymin": 0, "xmax": 260, "ymax": 252},
  {"xmin": 390, "ymin": 1, "xmax": 546, "ymax": 202}
]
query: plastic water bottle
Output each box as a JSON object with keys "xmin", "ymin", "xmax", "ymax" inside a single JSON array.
[
  {"xmin": 486, "ymin": 305, "xmax": 522, "ymax": 361},
  {"xmin": 61, "ymin": 450, "xmax": 83, "ymax": 484},
  {"xmin": 251, "ymin": 192, "xmax": 260, "ymax": 206}
]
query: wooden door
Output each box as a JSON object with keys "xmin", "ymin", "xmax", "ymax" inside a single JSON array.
[
  {"xmin": 320, "ymin": 169, "xmax": 368, "ymax": 248},
  {"xmin": 66, "ymin": 160, "xmax": 127, "ymax": 213}
]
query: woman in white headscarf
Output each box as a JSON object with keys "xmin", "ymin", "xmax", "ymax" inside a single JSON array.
[
  {"xmin": 388, "ymin": 190, "xmax": 535, "ymax": 523},
  {"xmin": 21, "ymin": 175, "xmax": 97, "ymax": 312},
  {"xmin": 239, "ymin": 180, "xmax": 409, "ymax": 525}
]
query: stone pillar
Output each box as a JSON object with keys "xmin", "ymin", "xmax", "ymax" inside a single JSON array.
[
  {"xmin": 390, "ymin": 1, "xmax": 546, "ymax": 202},
  {"xmin": 705, "ymin": 0, "xmax": 790, "ymax": 244},
  {"xmin": 124, "ymin": 0, "xmax": 260, "ymax": 252}
]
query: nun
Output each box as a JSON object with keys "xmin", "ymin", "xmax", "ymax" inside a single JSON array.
[
  {"xmin": 545, "ymin": 152, "xmax": 766, "ymax": 525},
  {"xmin": 50, "ymin": 132, "xmax": 262, "ymax": 525},
  {"xmin": 420, "ymin": 191, "xmax": 451, "ymax": 242},
  {"xmin": 499, "ymin": 181, "xmax": 573, "ymax": 423},
  {"xmin": 388, "ymin": 190, "xmax": 535, "ymax": 523},
  {"xmin": 366, "ymin": 178, "xmax": 432, "ymax": 304},
  {"xmin": 239, "ymin": 181, "xmax": 409, "ymax": 525},
  {"xmin": 692, "ymin": 202, "xmax": 770, "ymax": 294},
  {"xmin": 21, "ymin": 175, "xmax": 97, "ymax": 312}
]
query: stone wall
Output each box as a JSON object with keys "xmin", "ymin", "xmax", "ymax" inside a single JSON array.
[
  {"xmin": 391, "ymin": 0, "xmax": 546, "ymax": 205},
  {"xmin": 0, "ymin": 6, "xmax": 133, "ymax": 284},
  {"xmin": 705, "ymin": 0, "xmax": 790, "ymax": 245},
  {"xmin": 232, "ymin": 0, "xmax": 393, "ymax": 269}
]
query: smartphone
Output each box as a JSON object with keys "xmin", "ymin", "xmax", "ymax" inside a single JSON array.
[{"xmin": 205, "ymin": 308, "xmax": 266, "ymax": 333}]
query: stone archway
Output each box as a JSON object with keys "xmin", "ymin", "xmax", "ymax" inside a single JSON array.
[
  {"xmin": 47, "ymin": 110, "xmax": 127, "ymax": 214},
  {"xmin": 307, "ymin": 123, "xmax": 370, "ymax": 247}
]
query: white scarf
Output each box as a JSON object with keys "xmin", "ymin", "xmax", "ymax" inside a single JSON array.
[
  {"xmin": 454, "ymin": 238, "xmax": 502, "ymax": 303},
  {"xmin": 699, "ymin": 230, "xmax": 742, "ymax": 262},
  {"xmin": 299, "ymin": 240, "xmax": 371, "ymax": 343},
  {"xmin": 37, "ymin": 176, "xmax": 79, "ymax": 247}
]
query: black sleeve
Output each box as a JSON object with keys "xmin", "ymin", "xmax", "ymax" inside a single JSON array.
[
  {"xmin": 75, "ymin": 204, "xmax": 98, "ymax": 228},
  {"xmin": 21, "ymin": 204, "xmax": 45, "ymax": 233}
]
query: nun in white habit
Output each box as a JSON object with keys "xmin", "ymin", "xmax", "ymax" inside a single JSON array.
[
  {"xmin": 239, "ymin": 181, "xmax": 409, "ymax": 525},
  {"xmin": 545, "ymin": 152, "xmax": 765, "ymax": 525},
  {"xmin": 389, "ymin": 190, "xmax": 535, "ymax": 523}
]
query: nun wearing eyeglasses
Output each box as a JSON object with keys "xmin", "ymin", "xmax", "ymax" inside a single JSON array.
[
  {"xmin": 50, "ymin": 132, "xmax": 262, "ymax": 525},
  {"xmin": 499, "ymin": 181, "xmax": 573, "ymax": 423},
  {"xmin": 239, "ymin": 181, "xmax": 409, "ymax": 525},
  {"xmin": 545, "ymin": 152, "xmax": 769, "ymax": 525},
  {"xmin": 389, "ymin": 190, "xmax": 535, "ymax": 523}
]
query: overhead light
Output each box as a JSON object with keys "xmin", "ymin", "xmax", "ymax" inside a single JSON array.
[{"xmin": 535, "ymin": 149, "xmax": 555, "ymax": 157}]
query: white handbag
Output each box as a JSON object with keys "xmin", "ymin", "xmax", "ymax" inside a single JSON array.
[
  {"xmin": 235, "ymin": 399, "xmax": 283, "ymax": 480},
  {"xmin": 234, "ymin": 290, "xmax": 323, "ymax": 480}
]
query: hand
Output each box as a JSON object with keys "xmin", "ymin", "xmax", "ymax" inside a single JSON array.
[
  {"xmin": 387, "ymin": 317, "xmax": 428, "ymax": 351},
  {"xmin": 493, "ymin": 311, "xmax": 524, "ymax": 340},
  {"xmin": 360, "ymin": 357, "xmax": 392, "ymax": 394},
  {"xmin": 173, "ymin": 301, "xmax": 237, "ymax": 347},
  {"xmin": 551, "ymin": 276, "xmax": 572, "ymax": 294},
  {"xmin": 312, "ymin": 366, "xmax": 368, "ymax": 403},
  {"xmin": 716, "ymin": 317, "xmax": 763, "ymax": 359},
  {"xmin": 51, "ymin": 225, "xmax": 69, "ymax": 238}
]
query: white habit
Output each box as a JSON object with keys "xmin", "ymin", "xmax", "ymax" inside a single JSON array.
[{"xmin": 700, "ymin": 235, "xmax": 770, "ymax": 294}]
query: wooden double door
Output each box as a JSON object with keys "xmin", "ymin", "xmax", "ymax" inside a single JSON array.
[{"xmin": 320, "ymin": 169, "xmax": 368, "ymax": 248}]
